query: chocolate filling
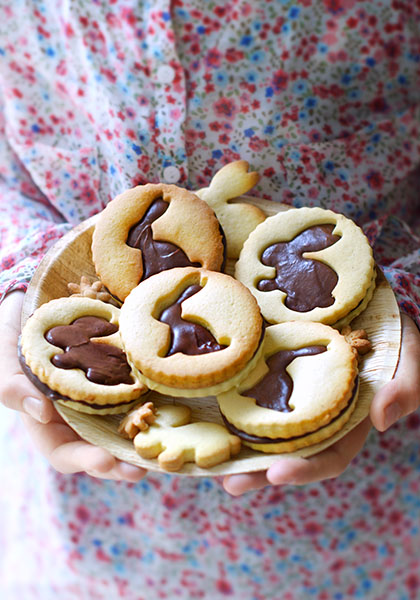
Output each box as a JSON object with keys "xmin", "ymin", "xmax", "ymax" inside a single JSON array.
[
  {"xmin": 222, "ymin": 377, "xmax": 359, "ymax": 444},
  {"xmin": 45, "ymin": 316, "xmax": 134, "ymax": 385},
  {"xmin": 257, "ymin": 224, "xmax": 341, "ymax": 312},
  {"xmin": 243, "ymin": 345, "xmax": 327, "ymax": 412},
  {"xmin": 159, "ymin": 284, "xmax": 228, "ymax": 356},
  {"xmin": 126, "ymin": 198, "xmax": 201, "ymax": 280},
  {"xmin": 17, "ymin": 342, "xmax": 139, "ymax": 409}
]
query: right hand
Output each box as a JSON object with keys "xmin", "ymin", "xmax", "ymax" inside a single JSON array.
[{"xmin": 0, "ymin": 290, "xmax": 147, "ymax": 481}]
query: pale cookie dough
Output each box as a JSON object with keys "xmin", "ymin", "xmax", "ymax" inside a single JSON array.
[
  {"xmin": 19, "ymin": 297, "xmax": 148, "ymax": 415},
  {"xmin": 196, "ymin": 160, "xmax": 265, "ymax": 258},
  {"xmin": 92, "ymin": 183, "xmax": 225, "ymax": 301},
  {"xmin": 235, "ymin": 207, "xmax": 376, "ymax": 326},
  {"xmin": 119, "ymin": 267, "xmax": 264, "ymax": 396},
  {"xmin": 133, "ymin": 404, "xmax": 241, "ymax": 471},
  {"xmin": 217, "ymin": 321, "xmax": 359, "ymax": 453}
]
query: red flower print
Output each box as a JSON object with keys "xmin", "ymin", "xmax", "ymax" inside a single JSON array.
[
  {"xmin": 248, "ymin": 136, "xmax": 268, "ymax": 152},
  {"xmin": 137, "ymin": 155, "xmax": 150, "ymax": 174},
  {"xmin": 225, "ymin": 48, "xmax": 244, "ymax": 63},
  {"xmin": 213, "ymin": 97, "xmax": 239, "ymax": 119},
  {"xmin": 216, "ymin": 578, "xmax": 233, "ymax": 595},
  {"xmin": 206, "ymin": 47, "xmax": 222, "ymax": 68},
  {"xmin": 272, "ymin": 69, "xmax": 289, "ymax": 92},
  {"xmin": 365, "ymin": 170, "xmax": 384, "ymax": 190},
  {"xmin": 80, "ymin": 186, "xmax": 97, "ymax": 204},
  {"xmin": 263, "ymin": 167, "xmax": 275, "ymax": 177},
  {"xmin": 370, "ymin": 97, "xmax": 389, "ymax": 113}
]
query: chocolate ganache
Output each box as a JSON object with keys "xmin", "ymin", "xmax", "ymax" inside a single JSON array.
[
  {"xmin": 243, "ymin": 345, "xmax": 327, "ymax": 412},
  {"xmin": 159, "ymin": 285, "xmax": 228, "ymax": 356},
  {"xmin": 126, "ymin": 198, "xmax": 201, "ymax": 280},
  {"xmin": 45, "ymin": 316, "xmax": 133, "ymax": 385},
  {"xmin": 257, "ymin": 224, "xmax": 341, "ymax": 312},
  {"xmin": 223, "ymin": 376, "xmax": 358, "ymax": 444}
]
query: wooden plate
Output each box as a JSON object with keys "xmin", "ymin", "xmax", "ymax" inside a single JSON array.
[{"xmin": 21, "ymin": 197, "xmax": 401, "ymax": 476}]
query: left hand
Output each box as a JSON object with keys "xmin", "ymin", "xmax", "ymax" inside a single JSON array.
[{"xmin": 223, "ymin": 314, "xmax": 420, "ymax": 496}]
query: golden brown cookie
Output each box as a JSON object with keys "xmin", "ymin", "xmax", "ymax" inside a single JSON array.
[
  {"xmin": 19, "ymin": 297, "xmax": 148, "ymax": 415},
  {"xmin": 133, "ymin": 404, "xmax": 241, "ymax": 471},
  {"xmin": 217, "ymin": 321, "xmax": 359, "ymax": 453},
  {"xmin": 235, "ymin": 207, "xmax": 376, "ymax": 326},
  {"xmin": 196, "ymin": 160, "xmax": 265, "ymax": 258},
  {"xmin": 119, "ymin": 267, "xmax": 264, "ymax": 397},
  {"xmin": 92, "ymin": 183, "xmax": 225, "ymax": 301}
]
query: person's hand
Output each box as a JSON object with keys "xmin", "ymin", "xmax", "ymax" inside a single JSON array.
[
  {"xmin": 223, "ymin": 313, "xmax": 420, "ymax": 495},
  {"xmin": 0, "ymin": 291, "xmax": 147, "ymax": 482}
]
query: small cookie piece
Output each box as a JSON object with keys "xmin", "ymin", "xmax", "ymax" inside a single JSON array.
[
  {"xmin": 217, "ymin": 321, "xmax": 359, "ymax": 453},
  {"xmin": 119, "ymin": 267, "xmax": 264, "ymax": 397},
  {"xmin": 133, "ymin": 404, "xmax": 241, "ymax": 471},
  {"xmin": 341, "ymin": 326, "xmax": 372, "ymax": 361},
  {"xmin": 19, "ymin": 297, "xmax": 148, "ymax": 415},
  {"xmin": 235, "ymin": 207, "xmax": 376, "ymax": 326},
  {"xmin": 92, "ymin": 183, "xmax": 225, "ymax": 301},
  {"xmin": 196, "ymin": 160, "xmax": 265, "ymax": 258},
  {"xmin": 68, "ymin": 275, "xmax": 121, "ymax": 306},
  {"xmin": 118, "ymin": 402, "xmax": 157, "ymax": 439}
]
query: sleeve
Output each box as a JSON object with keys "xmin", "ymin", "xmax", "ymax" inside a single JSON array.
[
  {"xmin": 0, "ymin": 181, "xmax": 72, "ymax": 302},
  {"xmin": 371, "ymin": 211, "xmax": 420, "ymax": 329}
]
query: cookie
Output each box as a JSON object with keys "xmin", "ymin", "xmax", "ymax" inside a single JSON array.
[
  {"xmin": 132, "ymin": 404, "xmax": 241, "ymax": 471},
  {"xmin": 119, "ymin": 267, "xmax": 264, "ymax": 397},
  {"xmin": 235, "ymin": 207, "xmax": 376, "ymax": 326},
  {"xmin": 196, "ymin": 160, "xmax": 265, "ymax": 258},
  {"xmin": 19, "ymin": 297, "xmax": 148, "ymax": 415},
  {"xmin": 92, "ymin": 183, "xmax": 225, "ymax": 301},
  {"xmin": 217, "ymin": 321, "xmax": 359, "ymax": 453}
]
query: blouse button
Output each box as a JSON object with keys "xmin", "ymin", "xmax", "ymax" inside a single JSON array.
[
  {"xmin": 163, "ymin": 165, "xmax": 181, "ymax": 183},
  {"xmin": 156, "ymin": 64, "xmax": 175, "ymax": 85}
]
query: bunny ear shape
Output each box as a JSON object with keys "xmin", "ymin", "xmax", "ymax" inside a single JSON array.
[{"xmin": 196, "ymin": 161, "xmax": 265, "ymax": 259}]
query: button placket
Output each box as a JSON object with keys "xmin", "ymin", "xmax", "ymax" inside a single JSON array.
[{"xmin": 163, "ymin": 165, "xmax": 181, "ymax": 183}]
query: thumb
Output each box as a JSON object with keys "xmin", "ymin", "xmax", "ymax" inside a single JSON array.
[
  {"xmin": 0, "ymin": 291, "xmax": 54, "ymax": 423},
  {"xmin": 370, "ymin": 314, "xmax": 420, "ymax": 431}
]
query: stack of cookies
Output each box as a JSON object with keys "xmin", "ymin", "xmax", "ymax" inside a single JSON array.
[{"xmin": 19, "ymin": 161, "xmax": 375, "ymax": 471}]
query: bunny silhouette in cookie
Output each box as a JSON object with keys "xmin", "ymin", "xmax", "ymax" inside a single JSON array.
[
  {"xmin": 257, "ymin": 224, "xmax": 341, "ymax": 312},
  {"xmin": 46, "ymin": 316, "xmax": 133, "ymax": 385},
  {"xmin": 159, "ymin": 285, "xmax": 227, "ymax": 356},
  {"xmin": 243, "ymin": 345, "xmax": 327, "ymax": 412}
]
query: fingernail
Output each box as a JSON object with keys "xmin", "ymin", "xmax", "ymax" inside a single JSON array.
[
  {"xmin": 119, "ymin": 462, "xmax": 146, "ymax": 480},
  {"xmin": 384, "ymin": 402, "xmax": 402, "ymax": 430},
  {"xmin": 23, "ymin": 397, "xmax": 48, "ymax": 423}
]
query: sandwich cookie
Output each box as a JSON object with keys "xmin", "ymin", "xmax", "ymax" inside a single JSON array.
[
  {"xmin": 119, "ymin": 267, "xmax": 264, "ymax": 397},
  {"xmin": 19, "ymin": 297, "xmax": 148, "ymax": 415},
  {"xmin": 217, "ymin": 321, "xmax": 359, "ymax": 453},
  {"xmin": 235, "ymin": 207, "xmax": 376, "ymax": 327},
  {"xmin": 92, "ymin": 183, "xmax": 225, "ymax": 301}
]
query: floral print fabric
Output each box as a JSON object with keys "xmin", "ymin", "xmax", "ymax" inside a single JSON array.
[{"xmin": 0, "ymin": 1, "xmax": 419, "ymax": 598}]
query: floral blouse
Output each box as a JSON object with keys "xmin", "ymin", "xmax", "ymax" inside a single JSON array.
[{"xmin": 0, "ymin": 1, "xmax": 419, "ymax": 599}]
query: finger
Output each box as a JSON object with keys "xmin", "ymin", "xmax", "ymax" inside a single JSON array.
[
  {"xmin": 266, "ymin": 417, "xmax": 372, "ymax": 486},
  {"xmin": 21, "ymin": 413, "xmax": 147, "ymax": 480},
  {"xmin": 86, "ymin": 461, "xmax": 147, "ymax": 482},
  {"xmin": 0, "ymin": 292, "xmax": 53, "ymax": 422},
  {"xmin": 223, "ymin": 471, "xmax": 269, "ymax": 496},
  {"xmin": 370, "ymin": 314, "xmax": 420, "ymax": 432}
]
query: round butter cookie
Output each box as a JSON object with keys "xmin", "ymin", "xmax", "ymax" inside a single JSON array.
[
  {"xmin": 19, "ymin": 297, "xmax": 148, "ymax": 415},
  {"xmin": 235, "ymin": 207, "xmax": 376, "ymax": 326},
  {"xmin": 92, "ymin": 183, "xmax": 225, "ymax": 301},
  {"xmin": 217, "ymin": 321, "xmax": 359, "ymax": 453},
  {"xmin": 119, "ymin": 267, "xmax": 264, "ymax": 397}
]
